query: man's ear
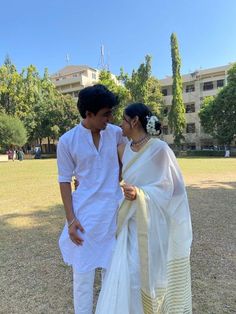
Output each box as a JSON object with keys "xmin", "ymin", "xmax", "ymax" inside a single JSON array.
[{"xmin": 86, "ymin": 111, "xmax": 94, "ymax": 118}]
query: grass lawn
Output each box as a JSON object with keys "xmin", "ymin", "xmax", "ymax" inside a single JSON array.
[{"xmin": 0, "ymin": 158, "xmax": 236, "ymax": 313}]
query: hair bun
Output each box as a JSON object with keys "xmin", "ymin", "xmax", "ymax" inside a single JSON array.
[{"xmin": 146, "ymin": 115, "xmax": 160, "ymax": 135}]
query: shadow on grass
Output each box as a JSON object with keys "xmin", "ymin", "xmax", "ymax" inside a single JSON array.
[
  {"xmin": 188, "ymin": 180, "xmax": 236, "ymax": 190},
  {"xmin": 0, "ymin": 204, "xmax": 102, "ymax": 314},
  {"xmin": 0, "ymin": 204, "xmax": 76, "ymax": 314},
  {"xmin": 0, "ymin": 182, "xmax": 236, "ymax": 314}
]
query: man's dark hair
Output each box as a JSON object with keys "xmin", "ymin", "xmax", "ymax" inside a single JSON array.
[{"xmin": 77, "ymin": 84, "xmax": 118, "ymax": 118}]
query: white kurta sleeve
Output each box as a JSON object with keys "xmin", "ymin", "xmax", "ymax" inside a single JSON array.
[{"xmin": 57, "ymin": 138, "xmax": 75, "ymax": 183}]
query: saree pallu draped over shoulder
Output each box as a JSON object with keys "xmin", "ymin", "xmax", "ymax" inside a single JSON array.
[{"xmin": 96, "ymin": 139, "xmax": 192, "ymax": 314}]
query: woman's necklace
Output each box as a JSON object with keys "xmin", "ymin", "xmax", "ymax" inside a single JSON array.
[{"xmin": 131, "ymin": 134, "xmax": 150, "ymax": 148}]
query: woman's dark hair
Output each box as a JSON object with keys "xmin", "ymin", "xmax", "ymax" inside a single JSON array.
[
  {"xmin": 77, "ymin": 84, "xmax": 118, "ymax": 118},
  {"xmin": 125, "ymin": 102, "xmax": 162, "ymax": 135}
]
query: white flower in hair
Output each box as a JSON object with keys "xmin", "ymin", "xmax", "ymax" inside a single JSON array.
[{"xmin": 146, "ymin": 115, "xmax": 159, "ymax": 135}]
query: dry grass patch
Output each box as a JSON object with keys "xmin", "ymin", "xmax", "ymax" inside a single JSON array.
[{"xmin": 0, "ymin": 158, "xmax": 236, "ymax": 313}]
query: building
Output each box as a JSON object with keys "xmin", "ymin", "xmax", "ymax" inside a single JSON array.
[
  {"xmin": 159, "ymin": 64, "xmax": 232, "ymax": 150},
  {"xmin": 51, "ymin": 63, "xmax": 234, "ymax": 150},
  {"xmin": 50, "ymin": 65, "xmax": 100, "ymax": 98},
  {"xmin": 50, "ymin": 65, "xmax": 119, "ymax": 98}
]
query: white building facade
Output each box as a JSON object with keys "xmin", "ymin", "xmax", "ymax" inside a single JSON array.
[
  {"xmin": 160, "ymin": 64, "xmax": 231, "ymax": 150},
  {"xmin": 50, "ymin": 65, "xmax": 100, "ymax": 98},
  {"xmin": 50, "ymin": 65, "xmax": 119, "ymax": 99}
]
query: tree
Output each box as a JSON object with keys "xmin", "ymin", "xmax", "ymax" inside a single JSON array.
[
  {"xmin": 198, "ymin": 96, "xmax": 215, "ymax": 135},
  {"xmin": 168, "ymin": 33, "xmax": 186, "ymax": 148},
  {"xmin": 0, "ymin": 59, "xmax": 80, "ymax": 151},
  {"xmin": 122, "ymin": 55, "xmax": 152, "ymax": 102},
  {"xmin": 0, "ymin": 114, "xmax": 27, "ymax": 149},
  {"xmin": 14, "ymin": 65, "xmax": 42, "ymax": 141},
  {"xmin": 199, "ymin": 63, "xmax": 236, "ymax": 147},
  {"xmin": 0, "ymin": 56, "xmax": 23, "ymax": 115},
  {"xmin": 32, "ymin": 68, "xmax": 79, "ymax": 151},
  {"xmin": 118, "ymin": 55, "xmax": 163, "ymax": 117},
  {"xmin": 55, "ymin": 93, "xmax": 79, "ymax": 136},
  {"xmin": 144, "ymin": 76, "xmax": 163, "ymax": 116},
  {"xmin": 99, "ymin": 70, "xmax": 130, "ymax": 124},
  {"xmin": 31, "ymin": 68, "xmax": 59, "ymax": 149}
]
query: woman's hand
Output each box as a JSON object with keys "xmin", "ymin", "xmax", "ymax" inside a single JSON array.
[{"xmin": 123, "ymin": 183, "xmax": 137, "ymax": 201}]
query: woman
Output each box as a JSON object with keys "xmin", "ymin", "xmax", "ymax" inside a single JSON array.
[{"xmin": 95, "ymin": 103, "xmax": 192, "ymax": 314}]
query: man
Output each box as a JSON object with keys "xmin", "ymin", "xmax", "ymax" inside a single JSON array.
[{"xmin": 57, "ymin": 84, "xmax": 127, "ymax": 314}]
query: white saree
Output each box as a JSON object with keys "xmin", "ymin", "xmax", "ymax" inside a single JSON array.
[{"xmin": 95, "ymin": 139, "xmax": 192, "ymax": 314}]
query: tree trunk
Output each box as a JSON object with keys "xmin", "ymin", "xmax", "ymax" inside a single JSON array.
[
  {"xmin": 47, "ymin": 137, "xmax": 51, "ymax": 153},
  {"xmin": 39, "ymin": 138, "xmax": 42, "ymax": 152}
]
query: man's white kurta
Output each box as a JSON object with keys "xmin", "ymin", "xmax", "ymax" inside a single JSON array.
[{"xmin": 57, "ymin": 122, "xmax": 125, "ymax": 273}]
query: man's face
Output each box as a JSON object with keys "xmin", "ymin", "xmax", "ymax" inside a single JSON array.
[{"xmin": 88, "ymin": 107, "xmax": 113, "ymax": 130}]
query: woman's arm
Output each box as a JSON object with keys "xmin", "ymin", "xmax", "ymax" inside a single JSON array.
[
  {"xmin": 118, "ymin": 144, "xmax": 125, "ymax": 182},
  {"xmin": 118, "ymin": 143, "xmax": 125, "ymax": 162}
]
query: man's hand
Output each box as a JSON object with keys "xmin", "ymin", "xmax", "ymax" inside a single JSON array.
[
  {"xmin": 68, "ymin": 219, "xmax": 85, "ymax": 246},
  {"xmin": 123, "ymin": 183, "xmax": 137, "ymax": 201}
]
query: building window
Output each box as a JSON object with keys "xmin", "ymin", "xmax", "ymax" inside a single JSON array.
[
  {"xmin": 162, "ymin": 89, "xmax": 168, "ymax": 96},
  {"xmin": 185, "ymin": 103, "xmax": 195, "ymax": 113},
  {"xmin": 162, "ymin": 126, "xmax": 168, "ymax": 135},
  {"xmin": 92, "ymin": 73, "xmax": 96, "ymax": 79},
  {"xmin": 186, "ymin": 123, "xmax": 196, "ymax": 133},
  {"xmin": 203, "ymin": 81, "xmax": 213, "ymax": 91},
  {"xmin": 217, "ymin": 79, "xmax": 224, "ymax": 88},
  {"xmin": 73, "ymin": 74, "xmax": 78, "ymax": 78},
  {"xmin": 163, "ymin": 107, "xmax": 168, "ymax": 116},
  {"xmin": 186, "ymin": 84, "xmax": 195, "ymax": 93}
]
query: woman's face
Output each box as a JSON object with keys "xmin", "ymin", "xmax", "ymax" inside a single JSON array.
[{"xmin": 121, "ymin": 114, "xmax": 132, "ymax": 137}]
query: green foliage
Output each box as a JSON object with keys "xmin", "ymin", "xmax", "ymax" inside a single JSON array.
[
  {"xmin": 168, "ymin": 33, "xmax": 186, "ymax": 148},
  {"xmin": 98, "ymin": 70, "xmax": 130, "ymax": 124},
  {"xmin": 0, "ymin": 55, "xmax": 164, "ymax": 147},
  {"xmin": 227, "ymin": 63, "xmax": 236, "ymax": 85},
  {"xmin": 0, "ymin": 60, "xmax": 79, "ymax": 149},
  {"xmin": 198, "ymin": 96, "xmax": 215, "ymax": 134},
  {"xmin": 199, "ymin": 63, "xmax": 236, "ymax": 146},
  {"xmin": 144, "ymin": 76, "xmax": 163, "ymax": 116},
  {"xmin": 123, "ymin": 55, "xmax": 152, "ymax": 102},
  {"xmin": 0, "ymin": 114, "xmax": 27, "ymax": 148},
  {"xmin": 118, "ymin": 55, "xmax": 163, "ymax": 117},
  {"xmin": 18, "ymin": 65, "xmax": 41, "ymax": 140},
  {"xmin": 55, "ymin": 94, "xmax": 79, "ymax": 135},
  {"xmin": 0, "ymin": 58, "xmax": 22, "ymax": 115}
]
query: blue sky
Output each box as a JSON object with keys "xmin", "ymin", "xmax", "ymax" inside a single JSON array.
[{"xmin": 1, "ymin": 0, "xmax": 236, "ymax": 79}]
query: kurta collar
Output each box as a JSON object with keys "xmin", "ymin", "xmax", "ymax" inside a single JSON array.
[
  {"xmin": 78, "ymin": 121, "xmax": 92, "ymax": 134},
  {"xmin": 78, "ymin": 121, "xmax": 106, "ymax": 153},
  {"xmin": 78, "ymin": 121, "xmax": 106, "ymax": 136}
]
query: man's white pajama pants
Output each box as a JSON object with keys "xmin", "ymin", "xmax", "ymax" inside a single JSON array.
[{"xmin": 73, "ymin": 268, "xmax": 105, "ymax": 314}]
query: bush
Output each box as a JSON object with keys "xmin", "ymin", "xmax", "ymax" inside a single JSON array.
[
  {"xmin": 0, "ymin": 114, "xmax": 27, "ymax": 149},
  {"xmin": 186, "ymin": 150, "xmax": 227, "ymax": 157}
]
